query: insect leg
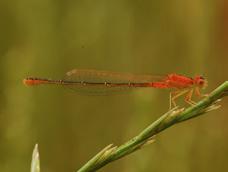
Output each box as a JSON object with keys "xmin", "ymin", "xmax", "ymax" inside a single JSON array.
[
  {"xmin": 169, "ymin": 90, "xmax": 189, "ymax": 109},
  {"xmin": 184, "ymin": 89, "xmax": 196, "ymax": 105}
]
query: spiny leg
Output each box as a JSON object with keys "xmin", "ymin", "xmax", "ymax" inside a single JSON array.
[
  {"xmin": 169, "ymin": 91, "xmax": 181, "ymax": 109},
  {"xmin": 184, "ymin": 89, "xmax": 196, "ymax": 105},
  {"xmin": 169, "ymin": 91, "xmax": 176, "ymax": 109},
  {"xmin": 169, "ymin": 90, "xmax": 189, "ymax": 109}
]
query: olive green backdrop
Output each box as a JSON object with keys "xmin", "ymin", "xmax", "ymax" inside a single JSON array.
[{"xmin": 0, "ymin": 0, "xmax": 228, "ymax": 172}]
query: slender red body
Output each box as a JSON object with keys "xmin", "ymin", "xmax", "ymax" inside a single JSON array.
[
  {"xmin": 23, "ymin": 70, "xmax": 208, "ymax": 108},
  {"xmin": 23, "ymin": 68, "xmax": 208, "ymax": 91},
  {"xmin": 23, "ymin": 78, "xmax": 51, "ymax": 86}
]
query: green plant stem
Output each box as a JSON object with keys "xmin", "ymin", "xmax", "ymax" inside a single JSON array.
[{"xmin": 77, "ymin": 81, "xmax": 228, "ymax": 172}]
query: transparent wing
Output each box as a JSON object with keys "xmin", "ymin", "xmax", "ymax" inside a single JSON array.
[{"xmin": 63, "ymin": 69, "xmax": 165, "ymax": 95}]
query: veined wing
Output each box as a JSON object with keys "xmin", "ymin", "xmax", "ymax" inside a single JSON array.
[{"xmin": 63, "ymin": 69, "xmax": 166, "ymax": 95}]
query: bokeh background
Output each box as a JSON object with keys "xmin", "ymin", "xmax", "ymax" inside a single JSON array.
[{"xmin": 0, "ymin": 0, "xmax": 228, "ymax": 172}]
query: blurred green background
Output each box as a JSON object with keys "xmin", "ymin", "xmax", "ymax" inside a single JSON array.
[{"xmin": 0, "ymin": 0, "xmax": 228, "ymax": 172}]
